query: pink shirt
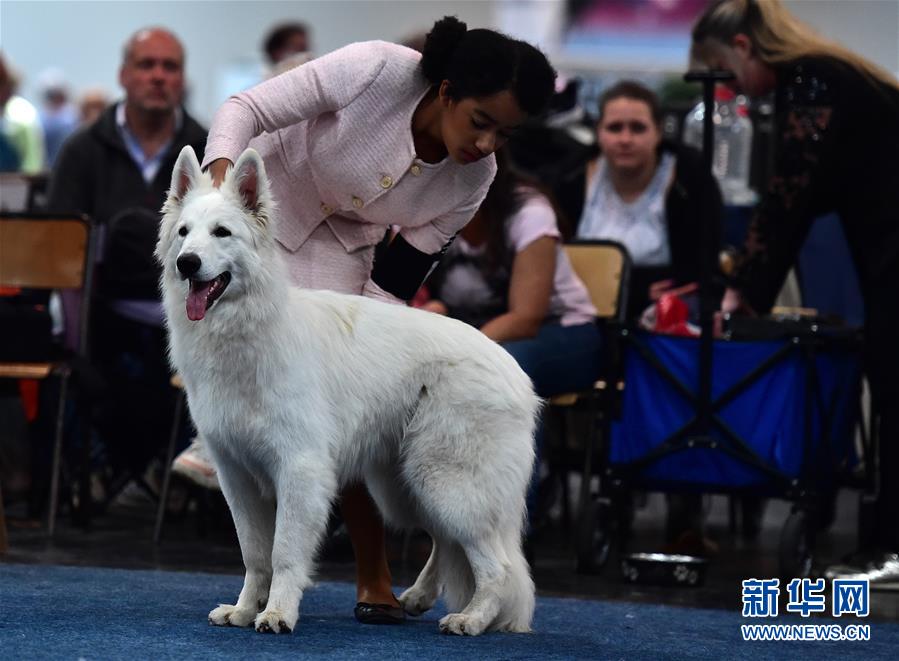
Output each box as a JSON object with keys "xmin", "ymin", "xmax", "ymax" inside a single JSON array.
[
  {"xmin": 202, "ymin": 40, "xmax": 496, "ymax": 295},
  {"xmin": 508, "ymin": 193, "xmax": 596, "ymax": 326},
  {"xmin": 442, "ymin": 190, "xmax": 596, "ymax": 327}
]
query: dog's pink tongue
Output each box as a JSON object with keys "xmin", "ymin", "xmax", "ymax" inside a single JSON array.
[{"xmin": 186, "ymin": 281, "xmax": 213, "ymax": 321}]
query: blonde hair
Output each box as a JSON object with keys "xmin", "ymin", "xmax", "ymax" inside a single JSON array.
[{"xmin": 691, "ymin": 0, "xmax": 899, "ymax": 91}]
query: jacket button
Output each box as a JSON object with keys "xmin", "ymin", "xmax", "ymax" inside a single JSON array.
[
  {"xmin": 320, "ymin": 203, "xmax": 333, "ymax": 215},
  {"xmin": 380, "ymin": 175, "xmax": 393, "ymax": 189},
  {"xmin": 352, "ymin": 196, "xmax": 364, "ymax": 209},
  {"xmin": 410, "ymin": 164, "xmax": 422, "ymax": 176}
]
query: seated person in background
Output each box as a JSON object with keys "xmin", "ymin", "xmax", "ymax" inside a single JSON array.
[
  {"xmin": 420, "ymin": 151, "xmax": 601, "ymax": 522},
  {"xmin": 574, "ymin": 81, "xmax": 726, "ymax": 553},
  {"xmin": 46, "ymin": 27, "xmax": 206, "ymax": 497},
  {"xmin": 0, "ymin": 53, "xmax": 45, "ymax": 174},
  {"xmin": 36, "ymin": 68, "xmax": 78, "ymax": 167},
  {"xmin": 262, "ymin": 21, "xmax": 313, "ymax": 76},
  {"xmin": 78, "ymin": 88, "xmax": 109, "ymax": 126},
  {"xmin": 574, "ymin": 80, "xmax": 722, "ymax": 320}
]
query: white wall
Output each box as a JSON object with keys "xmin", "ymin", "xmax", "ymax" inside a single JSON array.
[
  {"xmin": 785, "ymin": 0, "xmax": 899, "ymax": 79},
  {"xmin": 1, "ymin": 0, "xmax": 496, "ymax": 125},
  {"xmin": 2, "ymin": 0, "xmax": 896, "ymax": 125}
]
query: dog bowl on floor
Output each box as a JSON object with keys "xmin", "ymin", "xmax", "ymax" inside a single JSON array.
[{"xmin": 620, "ymin": 553, "xmax": 708, "ymax": 587}]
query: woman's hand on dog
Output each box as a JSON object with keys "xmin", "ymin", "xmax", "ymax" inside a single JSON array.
[{"xmin": 207, "ymin": 158, "xmax": 233, "ymax": 188}]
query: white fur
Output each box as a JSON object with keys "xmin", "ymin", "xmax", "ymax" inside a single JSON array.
[{"xmin": 156, "ymin": 146, "xmax": 539, "ymax": 636}]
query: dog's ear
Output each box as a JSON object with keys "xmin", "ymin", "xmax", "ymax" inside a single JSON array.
[
  {"xmin": 168, "ymin": 146, "xmax": 203, "ymax": 204},
  {"xmin": 159, "ymin": 146, "xmax": 205, "ymax": 261},
  {"xmin": 227, "ymin": 148, "xmax": 272, "ymax": 227}
]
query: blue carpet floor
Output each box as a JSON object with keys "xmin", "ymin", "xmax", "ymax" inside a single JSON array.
[{"xmin": 1, "ymin": 564, "xmax": 896, "ymax": 660}]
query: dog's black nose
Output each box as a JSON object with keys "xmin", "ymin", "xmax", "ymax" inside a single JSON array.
[{"xmin": 177, "ymin": 253, "xmax": 202, "ymax": 277}]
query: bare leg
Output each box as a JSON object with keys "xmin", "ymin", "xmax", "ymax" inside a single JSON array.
[{"xmin": 341, "ymin": 482, "xmax": 401, "ymax": 608}]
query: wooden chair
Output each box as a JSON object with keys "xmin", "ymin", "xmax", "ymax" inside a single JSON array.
[
  {"xmin": 563, "ymin": 239, "xmax": 629, "ymax": 321},
  {"xmin": 0, "ymin": 213, "xmax": 95, "ymax": 539},
  {"xmin": 543, "ymin": 240, "xmax": 630, "ymax": 571}
]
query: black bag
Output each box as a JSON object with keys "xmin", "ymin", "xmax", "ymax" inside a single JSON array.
[
  {"xmin": 100, "ymin": 207, "xmax": 163, "ymax": 300},
  {"xmin": 0, "ymin": 297, "xmax": 54, "ymax": 361}
]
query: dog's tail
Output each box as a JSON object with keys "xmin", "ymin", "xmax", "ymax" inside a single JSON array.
[{"xmin": 493, "ymin": 527, "xmax": 535, "ymax": 633}]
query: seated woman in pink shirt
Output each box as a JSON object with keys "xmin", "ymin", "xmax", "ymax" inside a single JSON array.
[
  {"xmin": 421, "ymin": 152, "xmax": 600, "ymax": 522},
  {"xmin": 172, "ymin": 16, "xmax": 556, "ymax": 625}
]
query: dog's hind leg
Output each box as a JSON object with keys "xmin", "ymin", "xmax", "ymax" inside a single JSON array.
[
  {"xmin": 438, "ymin": 533, "xmax": 509, "ymax": 636},
  {"xmin": 491, "ymin": 527, "xmax": 535, "ymax": 633},
  {"xmin": 398, "ymin": 536, "xmax": 443, "ymax": 616},
  {"xmin": 208, "ymin": 452, "xmax": 276, "ymax": 628},
  {"xmin": 396, "ymin": 381, "xmax": 536, "ymax": 635},
  {"xmin": 254, "ymin": 452, "xmax": 336, "ymax": 634}
]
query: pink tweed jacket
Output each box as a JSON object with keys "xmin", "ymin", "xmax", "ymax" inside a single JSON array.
[{"xmin": 203, "ymin": 40, "xmax": 496, "ymax": 271}]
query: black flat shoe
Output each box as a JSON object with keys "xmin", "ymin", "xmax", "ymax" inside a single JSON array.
[{"xmin": 354, "ymin": 602, "xmax": 406, "ymax": 625}]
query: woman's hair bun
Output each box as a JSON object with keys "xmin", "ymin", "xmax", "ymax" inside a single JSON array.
[{"xmin": 421, "ymin": 16, "xmax": 468, "ymax": 84}]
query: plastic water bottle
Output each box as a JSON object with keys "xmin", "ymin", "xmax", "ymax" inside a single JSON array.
[{"xmin": 683, "ymin": 87, "xmax": 756, "ymax": 206}]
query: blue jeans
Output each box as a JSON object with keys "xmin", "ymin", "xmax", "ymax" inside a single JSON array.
[{"xmin": 501, "ymin": 322, "xmax": 603, "ymax": 521}]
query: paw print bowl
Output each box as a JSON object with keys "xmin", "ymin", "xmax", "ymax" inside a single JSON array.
[{"xmin": 620, "ymin": 553, "xmax": 709, "ymax": 587}]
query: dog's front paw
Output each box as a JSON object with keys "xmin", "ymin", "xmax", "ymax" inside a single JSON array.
[
  {"xmin": 398, "ymin": 585, "xmax": 437, "ymax": 616},
  {"xmin": 438, "ymin": 613, "xmax": 487, "ymax": 636},
  {"xmin": 255, "ymin": 609, "xmax": 295, "ymax": 634},
  {"xmin": 208, "ymin": 604, "xmax": 257, "ymax": 627}
]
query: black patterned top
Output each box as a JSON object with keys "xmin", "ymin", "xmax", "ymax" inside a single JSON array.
[{"xmin": 733, "ymin": 57, "xmax": 899, "ymax": 315}]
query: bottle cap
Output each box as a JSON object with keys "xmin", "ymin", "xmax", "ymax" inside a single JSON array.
[{"xmin": 714, "ymin": 86, "xmax": 736, "ymax": 102}]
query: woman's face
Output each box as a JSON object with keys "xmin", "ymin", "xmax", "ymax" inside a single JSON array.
[
  {"xmin": 597, "ymin": 97, "xmax": 661, "ymax": 175},
  {"xmin": 699, "ymin": 35, "xmax": 777, "ymax": 98},
  {"xmin": 439, "ymin": 86, "xmax": 528, "ymax": 165}
]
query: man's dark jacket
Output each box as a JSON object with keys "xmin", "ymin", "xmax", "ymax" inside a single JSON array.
[
  {"xmin": 46, "ymin": 104, "xmax": 206, "ymax": 299},
  {"xmin": 47, "ymin": 103, "xmax": 206, "ymax": 226}
]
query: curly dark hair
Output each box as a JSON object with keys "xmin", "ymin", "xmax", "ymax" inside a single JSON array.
[{"xmin": 420, "ymin": 16, "xmax": 557, "ymax": 117}]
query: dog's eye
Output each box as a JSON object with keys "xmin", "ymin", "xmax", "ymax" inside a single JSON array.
[
  {"xmin": 213, "ymin": 227, "xmax": 232, "ymax": 238},
  {"xmin": 178, "ymin": 226, "xmax": 188, "ymax": 237}
]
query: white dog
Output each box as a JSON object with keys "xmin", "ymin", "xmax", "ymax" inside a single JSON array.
[{"xmin": 156, "ymin": 146, "xmax": 540, "ymax": 636}]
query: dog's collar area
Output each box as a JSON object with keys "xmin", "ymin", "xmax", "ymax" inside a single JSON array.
[{"xmin": 186, "ymin": 272, "xmax": 231, "ymax": 321}]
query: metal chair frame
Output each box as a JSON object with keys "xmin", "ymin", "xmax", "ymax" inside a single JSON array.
[{"xmin": 543, "ymin": 240, "xmax": 631, "ymax": 567}]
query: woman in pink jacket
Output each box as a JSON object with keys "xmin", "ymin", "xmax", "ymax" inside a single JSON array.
[{"xmin": 174, "ymin": 16, "xmax": 556, "ymax": 625}]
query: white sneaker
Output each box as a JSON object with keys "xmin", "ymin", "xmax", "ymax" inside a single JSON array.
[
  {"xmin": 172, "ymin": 437, "xmax": 220, "ymax": 490},
  {"xmin": 825, "ymin": 553, "xmax": 899, "ymax": 591}
]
